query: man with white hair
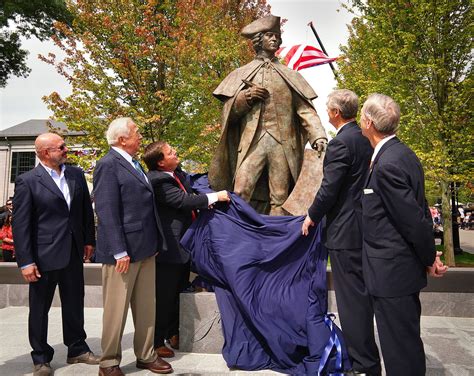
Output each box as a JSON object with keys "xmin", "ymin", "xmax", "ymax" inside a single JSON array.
[
  {"xmin": 93, "ymin": 118, "xmax": 171, "ymax": 375},
  {"xmin": 13, "ymin": 133, "xmax": 98, "ymax": 376},
  {"xmin": 360, "ymin": 94, "xmax": 447, "ymax": 375}
]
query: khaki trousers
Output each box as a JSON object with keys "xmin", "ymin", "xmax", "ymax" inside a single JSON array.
[{"xmin": 100, "ymin": 256, "xmax": 157, "ymax": 367}]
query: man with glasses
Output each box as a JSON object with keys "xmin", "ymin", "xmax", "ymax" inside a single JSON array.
[{"xmin": 13, "ymin": 133, "xmax": 99, "ymax": 376}]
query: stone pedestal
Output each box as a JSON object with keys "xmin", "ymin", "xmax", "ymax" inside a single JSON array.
[{"xmin": 179, "ymin": 292, "xmax": 224, "ymax": 353}]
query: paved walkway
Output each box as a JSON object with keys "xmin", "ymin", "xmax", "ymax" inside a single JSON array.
[
  {"xmin": 0, "ymin": 307, "xmax": 472, "ymax": 376},
  {"xmin": 460, "ymin": 229, "xmax": 474, "ymax": 253}
]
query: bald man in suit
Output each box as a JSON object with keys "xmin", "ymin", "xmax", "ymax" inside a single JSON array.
[{"xmin": 13, "ymin": 133, "xmax": 99, "ymax": 376}]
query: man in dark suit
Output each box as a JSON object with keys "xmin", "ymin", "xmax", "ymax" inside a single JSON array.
[
  {"xmin": 13, "ymin": 133, "xmax": 99, "ymax": 376},
  {"xmin": 93, "ymin": 118, "xmax": 172, "ymax": 376},
  {"xmin": 360, "ymin": 93, "xmax": 447, "ymax": 375},
  {"xmin": 143, "ymin": 141, "xmax": 230, "ymax": 358},
  {"xmin": 301, "ymin": 90, "xmax": 380, "ymax": 375}
]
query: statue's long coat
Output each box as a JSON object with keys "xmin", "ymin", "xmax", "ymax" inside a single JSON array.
[{"xmin": 209, "ymin": 58, "xmax": 325, "ymax": 195}]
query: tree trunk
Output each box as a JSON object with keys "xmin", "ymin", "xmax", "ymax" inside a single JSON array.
[{"xmin": 441, "ymin": 180, "xmax": 455, "ymax": 266}]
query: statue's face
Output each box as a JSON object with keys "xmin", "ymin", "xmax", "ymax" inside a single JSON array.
[{"xmin": 261, "ymin": 32, "xmax": 281, "ymax": 53}]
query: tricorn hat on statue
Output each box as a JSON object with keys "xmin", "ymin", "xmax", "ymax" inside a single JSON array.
[{"xmin": 241, "ymin": 14, "xmax": 281, "ymax": 39}]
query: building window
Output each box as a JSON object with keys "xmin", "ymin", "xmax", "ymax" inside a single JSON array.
[{"xmin": 11, "ymin": 152, "xmax": 36, "ymax": 182}]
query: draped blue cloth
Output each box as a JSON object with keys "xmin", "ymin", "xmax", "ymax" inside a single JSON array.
[{"xmin": 181, "ymin": 175, "xmax": 350, "ymax": 375}]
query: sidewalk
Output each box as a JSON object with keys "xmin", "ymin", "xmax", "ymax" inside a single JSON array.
[
  {"xmin": 460, "ymin": 229, "xmax": 474, "ymax": 253},
  {"xmin": 0, "ymin": 307, "xmax": 472, "ymax": 376}
]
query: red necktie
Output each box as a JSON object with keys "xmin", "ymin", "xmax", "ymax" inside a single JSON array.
[{"xmin": 173, "ymin": 172, "xmax": 197, "ymax": 221}]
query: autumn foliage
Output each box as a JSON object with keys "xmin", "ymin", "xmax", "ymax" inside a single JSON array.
[{"xmin": 41, "ymin": 0, "xmax": 270, "ymax": 170}]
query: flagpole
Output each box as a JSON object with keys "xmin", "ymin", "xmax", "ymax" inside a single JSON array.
[{"xmin": 308, "ymin": 21, "xmax": 338, "ymax": 79}]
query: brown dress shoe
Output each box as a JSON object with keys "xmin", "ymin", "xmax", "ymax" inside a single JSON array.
[
  {"xmin": 168, "ymin": 334, "xmax": 179, "ymax": 350},
  {"xmin": 67, "ymin": 351, "xmax": 100, "ymax": 364},
  {"xmin": 155, "ymin": 345, "xmax": 175, "ymax": 358},
  {"xmin": 136, "ymin": 357, "xmax": 173, "ymax": 374},
  {"xmin": 98, "ymin": 365, "xmax": 125, "ymax": 376}
]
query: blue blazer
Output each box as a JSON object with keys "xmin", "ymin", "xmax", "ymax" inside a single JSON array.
[
  {"xmin": 361, "ymin": 137, "xmax": 435, "ymax": 297},
  {"xmin": 93, "ymin": 149, "xmax": 167, "ymax": 264},
  {"xmin": 308, "ymin": 122, "xmax": 373, "ymax": 249},
  {"xmin": 13, "ymin": 164, "xmax": 95, "ymax": 272}
]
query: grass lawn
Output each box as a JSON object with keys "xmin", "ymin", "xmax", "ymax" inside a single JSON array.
[{"xmin": 436, "ymin": 245, "xmax": 474, "ymax": 267}]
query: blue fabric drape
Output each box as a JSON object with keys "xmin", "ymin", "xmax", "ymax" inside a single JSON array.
[{"xmin": 181, "ymin": 175, "xmax": 350, "ymax": 375}]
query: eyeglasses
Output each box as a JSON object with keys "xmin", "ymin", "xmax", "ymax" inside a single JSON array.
[{"xmin": 47, "ymin": 144, "xmax": 67, "ymax": 151}]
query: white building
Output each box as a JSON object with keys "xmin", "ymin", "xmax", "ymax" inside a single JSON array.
[{"xmin": 0, "ymin": 119, "xmax": 84, "ymax": 203}]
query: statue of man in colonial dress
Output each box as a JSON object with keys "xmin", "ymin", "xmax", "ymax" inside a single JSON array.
[{"xmin": 209, "ymin": 15, "xmax": 327, "ymax": 215}]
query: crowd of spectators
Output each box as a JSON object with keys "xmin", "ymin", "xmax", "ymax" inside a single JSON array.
[{"xmin": 0, "ymin": 198, "xmax": 15, "ymax": 261}]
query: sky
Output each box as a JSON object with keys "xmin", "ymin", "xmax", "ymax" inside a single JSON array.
[{"xmin": 0, "ymin": 0, "xmax": 354, "ymax": 132}]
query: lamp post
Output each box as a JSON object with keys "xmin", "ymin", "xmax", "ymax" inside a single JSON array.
[{"xmin": 451, "ymin": 182, "xmax": 463, "ymax": 255}]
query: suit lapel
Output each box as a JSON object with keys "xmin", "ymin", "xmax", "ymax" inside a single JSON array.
[
  {"xmin": 35, "ymin": 164, "xmax": 66, "ymax": 200},
  {"xmin": 175, "ymin": 170, "xmax": 193, "ymax": 193},
  {"xmin": 365, "ymin": 137, "xmax": 400, "ymax": 187},
  {"xmin": 64, "ymin": 167, "xmax": 76, "ymax": 201},
  {"xmin": 110, "ymin": 149, "xmax": 152, "ymax": 191}
]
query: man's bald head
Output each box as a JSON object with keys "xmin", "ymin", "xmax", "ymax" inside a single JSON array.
[
  {"xmin": 35, "ymin": 133, "xmax": 68, "ymax": 170},
  {"xmin": 35, "ymin": 133, "xmax": 64, "ymax": 152}
]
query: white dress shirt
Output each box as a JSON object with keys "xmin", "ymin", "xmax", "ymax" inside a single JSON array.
[
  {"xmin": 112, "ymin": 146, "xmax": 148, "ymax": 183},
  {"xmin": 371, "ymin": 134, "xmax": 397, "ymax": 164},
  {"xmin": 111, "ymin": 146, "xmax": 150, "ymax": 260},
  {"xmin": 40, "ymin": 162, "xmax": 71, "ymax": 209}
]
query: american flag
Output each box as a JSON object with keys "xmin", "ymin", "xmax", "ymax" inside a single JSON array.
[{"xmin": 276, "ymin": 44, "xmax": 338, "ymax": 71}]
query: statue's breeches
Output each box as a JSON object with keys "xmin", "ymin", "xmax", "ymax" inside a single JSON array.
[{"xmin": 234, "ymin": 133, "xmax": 291, "ymax": 216}]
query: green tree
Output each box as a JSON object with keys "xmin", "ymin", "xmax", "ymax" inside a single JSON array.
[
  {"xmin": 41, "ymin": 0, "xmax": 269, "ymax": 171},
  {"xmin": 0, "ymin": 0, "xmax": 72, "ymax": 86},
  {"xmin": 337, "ymin": 0, "xmax": 473, "ymax": 266}
]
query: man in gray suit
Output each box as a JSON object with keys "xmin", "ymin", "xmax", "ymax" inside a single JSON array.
[{"xmin": 93, "ymin": 118, "xmax": 171, "ymax": 376}]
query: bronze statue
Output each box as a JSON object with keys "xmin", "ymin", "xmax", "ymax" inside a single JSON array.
[{"xmin": 209, "ymin": 15, "xmax": 327, "ymax": 215}]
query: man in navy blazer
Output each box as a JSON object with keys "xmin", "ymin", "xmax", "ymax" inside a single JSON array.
[
  {"xmin": 360, "ymin": 94, "xmax": 447, "ymax": 375},
  {"xmin": 93, "ymin": 118, "xmax": 171, "ymax": 376},
  {"xmin": 13, "ymin": 133, "xmax": 99, "ymax": 376},
  {"xmin": 143, "ymin": 141, "xmax": 229, "ymax": 358},
  {"xmin": 301, "ymin": 90, "xmax": 380, "ymax": 375}
]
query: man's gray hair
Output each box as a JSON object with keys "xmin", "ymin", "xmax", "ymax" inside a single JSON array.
[
  {"xmin": 106, "ymin": 117, "xmax": 133, "ymax": 145},
  {"xmin": 361, "ymin": 93, "xmax": 400, "ymax": 135},
  {"xmin": 326, "ymin": 89, "xmax": 359, "ymax": 119}
]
